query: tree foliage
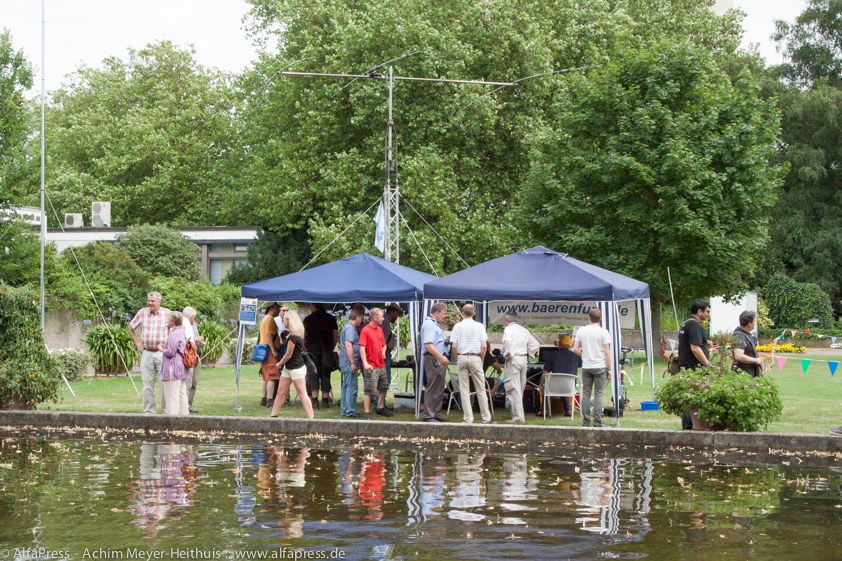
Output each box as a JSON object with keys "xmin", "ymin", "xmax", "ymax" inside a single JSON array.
[
  {"xmin": 114, "ymin": 224, "xmax": 202, "ymax": 281},
  {"xmin": 0, "ymin": 29, "xmax": 35, "ymax": 202},
  {"xmin": 225, "ymin": 228, "xmax": 311, "ymax": 285},
  {"xmin": 519, "ymin": 43, "xmax": 785, "ymax": 345},
  {"xmin": 773, "ymin": 0, "xmax": 842, "ymax": 87},
  {"xmin": 45, "ymin": 41, "xmax": 238, "ymax": 226},
  {"xmin": 765, "ymin": 273, "xmax": 834, "ymax": 328},
  {"xmin": 236, "ymin": 0, "xmax": 745, "ymax": 274}
]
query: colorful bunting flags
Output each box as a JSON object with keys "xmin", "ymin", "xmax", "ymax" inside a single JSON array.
[
  {"xmin": 800, "ymin": 359, "xmax": 812, "ymax": 373},
  {"xmin": 777, "ymin": 357, "xmax": 788, "ymax": 371},
  {"xmin": 829, "ymin": 362, "xmax": 839, "ymax": 376},
  {"xmin": 833, "ymin": 337, "xmax": 838, "ymax": 344},
  {"xmin": 805, "ymin": 329, "xmax": 812, "ymax": 335},
  {"xmin": 791, "ymin": 330, "xmax": 798, "ymax": 337}
]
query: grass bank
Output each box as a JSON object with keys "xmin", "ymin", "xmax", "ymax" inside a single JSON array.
[{"xmin": 40, "ymin": 354, "xmax": 842, "ymax": 433}]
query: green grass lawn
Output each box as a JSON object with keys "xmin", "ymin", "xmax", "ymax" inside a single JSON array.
[{"xmin": 41, "ymin": 353, "xmax": 842, "ymax": 433}]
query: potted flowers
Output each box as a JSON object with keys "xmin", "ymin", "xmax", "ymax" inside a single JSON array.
[{"xmin": 655, "ymin": 367, "xmax": 783, "ymax": 431}]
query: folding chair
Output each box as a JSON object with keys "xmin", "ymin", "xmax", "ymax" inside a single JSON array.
[{"xmin": 542, "ymin": 373, "xmax": 580, "ymax": 420}]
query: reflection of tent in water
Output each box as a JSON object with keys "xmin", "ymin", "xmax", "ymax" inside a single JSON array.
[{"xmin": 423, "ymin": 246, "xmax": 657, "ymax": 419}]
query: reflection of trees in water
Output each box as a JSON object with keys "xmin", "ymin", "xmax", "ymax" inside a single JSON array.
[{"xmin": 126, "ymin": 444, "xmax": 198, "ymax": 538}]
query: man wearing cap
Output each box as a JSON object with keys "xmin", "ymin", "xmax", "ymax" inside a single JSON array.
[
  {"xmin": 377, "ymin": 303, "xmax": 402, "ymax": 414},
  {"xmin": 501, "ymin": 310, "xmax": 539, "ymax": 424},
  {"xmin": 129, "ymin": 292, "xmax": 171, "ymax": 414},
  {"xmin": 541, "ymin": 334, "xmax": 582, "ymax": 416},
  {"xmin": 450, "ymin": 304, "xmax": 493, "ymax": 424}
]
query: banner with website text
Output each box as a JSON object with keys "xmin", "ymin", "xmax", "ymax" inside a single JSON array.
[{"xmin": 487, "ymin": 300, "xmax": 636, "ymax": 329}]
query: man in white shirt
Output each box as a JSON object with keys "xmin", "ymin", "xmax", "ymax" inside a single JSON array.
[
  {"xmin": 501, "ymin": 311, "xmax": 539, "ymax": 424},
  {"xmin": 572, "ymin": 308, "xmax": 612, "ymax": 427},
  {"xmin": 450, "ymin": 304, "xmax": 493, "ymax": 424},
  {"xmin": 182, "ymin": 307, "xmax": 205, "ymax": 414}
]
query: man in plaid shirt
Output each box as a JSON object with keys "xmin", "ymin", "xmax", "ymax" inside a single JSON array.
[{"xmin": 129, "ymin": 291, "xmax": 171, "ymax": 414}]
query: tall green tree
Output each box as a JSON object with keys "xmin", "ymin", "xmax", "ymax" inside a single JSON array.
[
  {"xmin": 773, "ymin": 0, "xmax": 842, "ymax": 87},
  {"xmin": 0, "ymin": 29, "xmax": 35, "ymax": 203},
  {"xmin": 519, "ymin": 43, "xmax": 785, "ymax": 347},
  {"xmin": 114, "ymin": 224, "xmax": 202, "ymax": 282},
  {"xmin": 236, "ymin": 0, "xmax": 745, "ymax": 274},
  {"xmin": 46, "ymin": 41, "xmax": 238, "ymax": 226}
]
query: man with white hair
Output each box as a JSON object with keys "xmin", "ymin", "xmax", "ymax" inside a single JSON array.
[
  {"xmin": 182, "ymin": 307, "xmax": 205, "ymax": 414},
  {"xmin": 129, "ymin": 292, "xmax": 171, "ymax": 414},
  {"xmin": 501, "ymin": 310, "xmax": 539, "ymax": 424}
]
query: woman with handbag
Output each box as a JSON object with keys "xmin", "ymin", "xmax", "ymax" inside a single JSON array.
[
  {"xmin": 259, "ymin": 303, "xmax": 282, "ymax": 406},
  {"xmin": 270, "ymin": 311, "xmax": 315, "ymax": 419},
  {"xmin": 158, "ymin": 310, "xmax": 190, "ymax": 415}
]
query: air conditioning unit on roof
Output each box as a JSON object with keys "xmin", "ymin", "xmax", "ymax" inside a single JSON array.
[
  {"xmin": 91, "ymin": 201, "xmax": 111, "ymax": 227},
  {"xmin": 65, "ymin": 213, "xmax": 83, "ymax": 228}
]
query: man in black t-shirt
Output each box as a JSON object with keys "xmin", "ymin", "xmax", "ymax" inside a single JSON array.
[
  {"xmin": 677, "ymin": 299, "xmax": 712, "ymax": 429},
  {"xmin": 731, "ymin": 310, "xmax": 766, "ymax": 376},
  {"xmin": 303, "ymin": 303, "xmax": 339, "ymax": 408}
]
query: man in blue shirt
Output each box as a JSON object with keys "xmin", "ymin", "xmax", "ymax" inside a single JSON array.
[
  {"xmin": 421, "ymin": 302, "xmax": 449, "ymax": 422},
  {"xmin": 339, "ymin": 310, "xmax": 364, "ymax": 418}
]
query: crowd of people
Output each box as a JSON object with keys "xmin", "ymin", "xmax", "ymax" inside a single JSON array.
[{"xmin": 128, "ymin": 292, "xmax": 789, "ymax": 429}]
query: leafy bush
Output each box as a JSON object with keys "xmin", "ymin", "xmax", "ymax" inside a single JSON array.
[
  {"xmin": 150, "ymin": 276, "xmax": 240, "ymax": 319},
  {"xmin": 83, "ymin": 323, "xmax": 141, "ymax": 374},
  {"xmin": 0, "ymin": 282, "xmax": 62, "ymax": 408},
  {"xmin": 225, "ymin": 228, "xmax": 310, "ymax": 285},
  {"xmin": 765, "ymin": 274, "xmax": 834, "ymax": 329},
  {"xmin": 115, "ymin": 224, "xmax": 202, "ymax": 281},
  {"xmin": 229, "ymin": 336, "xmax": 258, "ymax": 366},
  {"xmin": 49, "ymin": 348, "xmax": 91, "ymax": 381},
  {"xmin": 196, "ymin": 317, "xmax": 233, "ymax": 366},
  {"xmin": 656, "ymin": 368, "xmax": 783, "ymax": 431}
]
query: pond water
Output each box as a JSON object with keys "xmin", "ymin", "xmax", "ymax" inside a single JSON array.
[{"xmin": 0, "ymin": 438, "xmax": 841, "ymax": 560}]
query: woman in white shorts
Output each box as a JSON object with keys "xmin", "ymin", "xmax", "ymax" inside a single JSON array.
[{"xmin": 270, "ymin": 311, "xmax": 315, "ymax": 418}]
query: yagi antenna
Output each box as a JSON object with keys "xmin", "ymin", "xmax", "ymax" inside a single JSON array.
[{"xmin": 331, "ymin": 51, "xmax": 422, "ymax": 99}]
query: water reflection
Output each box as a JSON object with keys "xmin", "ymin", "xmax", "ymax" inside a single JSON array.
[
  {"xmin": 1, "ymin": 438, "xmax": 841, "ymax": 560},
  {"xmin": 127, "ymin": 444, "xmax": 199, "ymax": 537}
]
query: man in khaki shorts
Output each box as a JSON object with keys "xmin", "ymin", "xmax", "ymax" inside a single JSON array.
[
  {"xmin": 450, "ymin": 304, "xmax": 493, "ymax": 424},
  {"xmin": 359, "ymin": 307, "xmax": 389, "ymax": 420}
]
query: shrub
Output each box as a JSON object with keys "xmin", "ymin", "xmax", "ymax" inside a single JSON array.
[
  {"xmin": 83, "ymin": 323, "xmax": 141, "ymax": 374},
  {"xmin": 49, "ymin": 348, "xmax": 91, "ymax": 381},
  {"xmin": 765, "ymin": 274, "xmax": 834, "ymax": 329},
  {"xmin": 229, "ymin": 336, "xmax": 258, "ymax": 366},
  {"xmin": 656, "ymin": 368, "xmax": 783, "ymax": 431},
  {"xmin": 150, "ymin": 276, "xmax": 240, "ymax": 319},
  {"xmin": 0, "ymin": 282, "xmax": 62, "ymax": 407},
  {"xmin": 196, "ymin": 317, "xmax": 233, "ymax": 366},
  {"xmin": 115, "ymin": 224, "xmax": 202, "ymax": 281}
]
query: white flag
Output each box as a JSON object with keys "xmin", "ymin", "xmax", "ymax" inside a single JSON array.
[{"xmin": 374, "ymin": 201, "xmax": 385, "ymax": 253}]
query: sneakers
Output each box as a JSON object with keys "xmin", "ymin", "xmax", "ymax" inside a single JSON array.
[
  {"xmin": 505, "ymin": 419, "xmax": 524, "ymax": 424},
  {"xmin": 346, "ymin": 412, "xmax": 362, "ymax": 419},
  {"xmin": 313, "ymin": 399, "xmax": 321, "ymax": 409},
  {"xmin": 363, "ymin": 412, "xmax": 372, "ymax": 420},
  {"xmin": 322, "ymin": 398, "xmax": 330, "ymax": 408},
  {"xmin": 375, "ymin": 407, "xmax": 394, "ymax": 417},
  {"xmin": 830, "ymin": 426, "xmax": 842, "ymax": 436}
]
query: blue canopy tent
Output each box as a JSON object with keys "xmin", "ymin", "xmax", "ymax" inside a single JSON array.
[
  {"xmin": 422, "ymin": 246, "xmax": 655, "ymax": 423},
  {"xmin": 235, "ymin": 253, "xmax": 436, "ymax": 409}
]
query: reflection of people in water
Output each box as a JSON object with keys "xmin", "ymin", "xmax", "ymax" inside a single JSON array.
[
  {"xmin": 575, "ymin": 460, "xmax": 615, "ymax": 534},
  {"xmin": 359, "ymin": 455, "xmax": 385, "ymax": 521},
  {"xmin": 127, "ymin": 444, "xmax": 198, "ymax": 538},
  {"xmin": 448, "ymin": 454, "xmax": 487, "ymax": 521},
  {"xmin": 265, "ymin": 447, "xmax": 311, "ymax": 539},
  {"xmin": 420, "ymin": 455, "xmax": 449, "ymax": 519}
]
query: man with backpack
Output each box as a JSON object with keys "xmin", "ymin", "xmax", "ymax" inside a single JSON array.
[{"xmin": 677, "ymin": 299, "xmax": 712, "ymax": 429}]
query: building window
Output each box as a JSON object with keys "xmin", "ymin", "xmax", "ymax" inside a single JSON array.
[
  {"xmin": 209, "ymin": 243, "xmax": 235, "ymax": 253},
  {"xmin": 209, "ymin": 258, "xmax": 247, "ymax": 284}
]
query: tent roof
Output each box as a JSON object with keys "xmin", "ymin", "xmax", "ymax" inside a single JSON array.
[
  {"xmin": 423, "ymin": 246, "xmax": 649, "ymax": 301},
  {"xmin": 241, "ymin": 252, "xmax": 436, "ymax": 303}
]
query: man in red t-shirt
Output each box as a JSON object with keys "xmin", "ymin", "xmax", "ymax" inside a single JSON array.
[{"xmin": 359, "ymin": 307, "xmax": 389, "ymax": 420}]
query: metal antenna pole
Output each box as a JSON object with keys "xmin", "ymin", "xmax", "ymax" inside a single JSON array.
[
  {"xmin": 39, "ymin": 0, "xmax": 46, "ymax": 331},
  {"xmin": 384, "ymin": 66, "xmax": 399, "ymax": 264}
]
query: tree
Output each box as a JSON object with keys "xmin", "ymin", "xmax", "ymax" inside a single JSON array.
[
  {"xmin": 518, "ymin": 43, "xmax": 785, "ymax": 349},
  {"xmin": 773, "ymin": 0, "xmax": 842, "ymax": 87},
  {"xmin": 0, "ymin": 29, "xmax": 35, "ymax": 202},
  {"xmin": 236, "ymin": 0, "xmax": 746, "ymax": 274},
  {"xmin": 225, "ymin": 228, "xmax": 311, "ymax": 285},
  {"xmin": 46, "ymin": 41, "xmax": 238, "ymax": 226},
  {"xmin": 114, "ymin": 224, "xmax": 202, "ymax": 281}
]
